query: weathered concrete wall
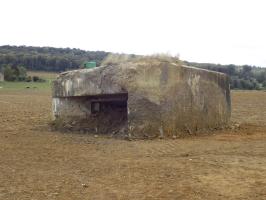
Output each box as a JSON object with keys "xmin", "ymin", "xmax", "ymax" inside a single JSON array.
[
  {"xmin": 52, "ymin": 59, "xmax": 231, "ymax": 138},
  {"xmin": 53, "ymin": 68, "xmax": 127, "ymax": 97},
  {"xmin": 53, "ymin": 97, "xmax": 91, "ymax": 119},
  {"xmin": 126, "ymin": 63, "xmax": 230, "ymax": 137}
]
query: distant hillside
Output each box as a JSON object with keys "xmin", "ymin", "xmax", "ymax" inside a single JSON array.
[
  {"xmin": 0, "ymin": 45, "xmax": 109, "ymax": 72},
  {"xmin": 0, "ymin": 45, "xmax": 266, "ymax": 89}
]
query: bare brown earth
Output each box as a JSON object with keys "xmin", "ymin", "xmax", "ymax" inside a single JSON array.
[{"xmin": 0, "ymin": 89, "xmax": 266, "ymax": 200}]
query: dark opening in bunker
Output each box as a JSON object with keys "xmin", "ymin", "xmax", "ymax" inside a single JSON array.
[
  {"xmin": 88, "ymin": 93, "xmax": 128, "ymax": 133},
  {"xmin": 54, "ymin": 93, "xmax": 128, "ymax": 134},
  {"xmin": 90, "ymin": 93, "xmax": 128, "ymax": 117},
  {"xmin": 62, "ymin": 93, "xmax": 128, "ymax": 134}
]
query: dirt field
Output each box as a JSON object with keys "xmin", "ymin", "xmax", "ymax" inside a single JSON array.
[{"xmin": 0, "ymin": 89, "xmax": 266, "ymax": 200}]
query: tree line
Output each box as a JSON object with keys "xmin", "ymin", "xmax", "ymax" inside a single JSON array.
[
  {"xmin": 0, "ymin": 45, "xmax": 109, "ymax": 72},
  {"xmin": 2, "ymin": 65, "xmax": 45, "ymax": 82},
  {"xmin": 183, "ymin": 61, "xmax": 266, "ymax": 90},
  {"xmin": 0, "ymin": 45, "xmax": 266, "ymax": 89}
]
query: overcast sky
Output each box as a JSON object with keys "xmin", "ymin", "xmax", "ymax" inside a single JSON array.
[{"xmin": 1, "ymin": 0, "xmax": 266, "ymax": 66}]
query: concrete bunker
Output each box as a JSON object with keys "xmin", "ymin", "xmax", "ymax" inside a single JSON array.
[{"xmin": 52, "ymin": 58, "xmax": 231, "ymax": 138}]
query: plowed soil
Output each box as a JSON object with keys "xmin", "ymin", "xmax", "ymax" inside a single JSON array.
[{"xmin": 0, "ymin": 89, "xmax": 266, "ymax": 200}]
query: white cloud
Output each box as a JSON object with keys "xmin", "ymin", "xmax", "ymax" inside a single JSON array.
[{"xmin": 0, "ymin": 0, "xmax": 266, "ymax": 66}]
